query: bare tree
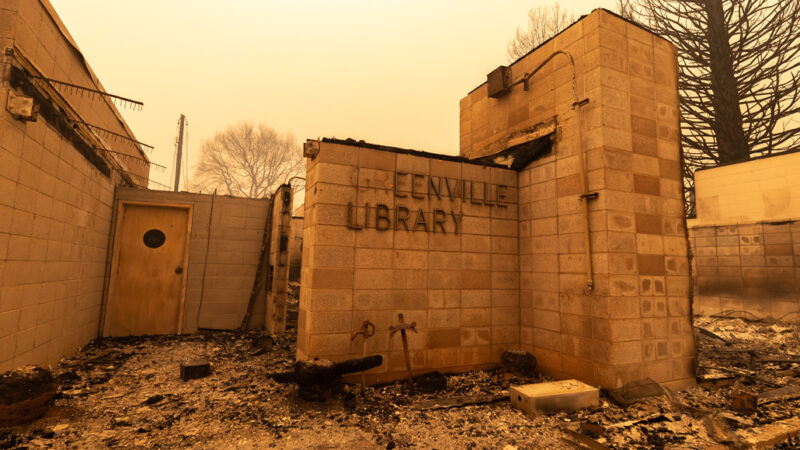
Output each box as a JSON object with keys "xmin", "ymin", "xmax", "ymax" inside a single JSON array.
[
  {"xmin": 615, "ymin": 0, "xmax": 638, "ymax": 19},
  {"xmin": 192, "ymin": 122, "xmax": 304, "ymax": 198},
  {"xmin": 623, "ymin": 0, "xmax": 800, "ymax": 215},
  {"xmin": 507, "ymin": 3, "xmax": 576, "ymax": 62}
]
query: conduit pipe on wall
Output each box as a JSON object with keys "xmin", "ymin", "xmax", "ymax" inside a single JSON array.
[{"xmin": 508, "ymin": 51, "xmax": 596, "ymax": 293}]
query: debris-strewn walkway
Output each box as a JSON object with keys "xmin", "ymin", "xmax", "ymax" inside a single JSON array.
[{"xmin": 2, "ymin": 314, "xmax": 800, "ymax": 449}]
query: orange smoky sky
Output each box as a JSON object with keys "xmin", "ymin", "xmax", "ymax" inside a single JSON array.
[{"xmin": 49, "ymin": 0, "xmax": 615, "ymax": 190}]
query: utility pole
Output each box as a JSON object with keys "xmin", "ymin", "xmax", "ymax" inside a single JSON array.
[{"xmin": 173, "ymin": 114, "xmax": 185, "ymax": 192}]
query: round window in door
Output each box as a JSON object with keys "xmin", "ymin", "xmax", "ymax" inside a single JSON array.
[{"xmin": 143, "ymin": 229, "xmax": 166, "ymax": 248}]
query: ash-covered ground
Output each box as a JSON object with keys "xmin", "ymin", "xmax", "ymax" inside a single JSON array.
[{"xmin": 2, "ymin": 309, "xmax": 800, "ymax": 449}]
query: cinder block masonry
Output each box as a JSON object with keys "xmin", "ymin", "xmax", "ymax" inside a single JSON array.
[
  {"xmin": 0, "ymin": 0, "xmax": 150, "ymax": 371},
  {"xmin": 688, "ymin": 151, "xmax": 800, "ymax": 321},
  {"xmin": 297, "ymin": 9, "xmax": 696, "ymax": 390}
]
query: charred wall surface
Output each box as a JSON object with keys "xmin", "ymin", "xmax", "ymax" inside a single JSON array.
[
  {"xmin": 289, "ymin": 216, "xmax": 303, "ymax": 281},
  {"xmin": 690, "ymin": 147, "xmax": 800, "ymax": 321},
  {"xmin": 691, "ymin": 222, "xmax": 800, "ymax": 321}
]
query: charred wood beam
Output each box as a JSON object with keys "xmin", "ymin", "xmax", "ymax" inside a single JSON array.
[{"xmin": 268, "ymin": 355, "xmax": 383, "ymax": 402}]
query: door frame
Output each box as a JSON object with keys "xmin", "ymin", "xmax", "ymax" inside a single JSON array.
[{"xmin": 102, "ymin": 200, "xmax": 193, "ymax": 337}]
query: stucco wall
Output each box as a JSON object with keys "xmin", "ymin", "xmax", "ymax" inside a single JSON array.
[
  {"xmin": 694, "ymin": 152, "xmax": 800, "ymax": 226},
  {"xmin": 113, "ymin": 188, "xmax": 270, "ymax": 332}
]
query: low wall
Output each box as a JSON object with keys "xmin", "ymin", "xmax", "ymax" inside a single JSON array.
[
  {"xmin": 694, "ymin": 152, "xmax": 800, "ymax": 225},
  {"xmin": 113, "ymin": 188, "xmax": 270, "ymax": 332}
]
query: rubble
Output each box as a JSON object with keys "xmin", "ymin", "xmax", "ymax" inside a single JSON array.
[
  {"xmin": 284, "ymin": 356, "xmax": 384, "ymax": 401},
  {"xmin": 251, "ymin": 336, "xmax": 275, "ymax": 356},
  {"xmin": 732, "ymin": 384, "xmax": 800, "ymax": 414},
  {"xmin": 0, "ymin": 366, "xmax": 57, "ymax": 426},
  {"xmin": 606, "ymin": 378, "xmax": 664, "ymax": 406},
  {"xmin": 411, "ymin": 393, "xmax": 509, "ymax": 411},
  {"xmin": 411, "ymin": 371, "xmax": 447, "ymax": 393},
  {"xmin": 500, "ymin": 350, "xmax": 537, "ymax": 375},
  {"xmin": 0, "ymin": 315, "xmax": 798, "ymax": 448},
  {"xmin": 737, "ymin": 416, "xmax": 800, "ymax": 449}
]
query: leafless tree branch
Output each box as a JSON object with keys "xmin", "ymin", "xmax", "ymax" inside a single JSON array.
[
  {"xmin": 506, "ymin": 3, "xmax": 577, "ymax": 62},
  {"xmin": 620, "ymin": 0, "xmax": 800, "ymax": 216},
  {"xmin": 191, "ymin": 122, "xmax": 305, "ymax": 198}
]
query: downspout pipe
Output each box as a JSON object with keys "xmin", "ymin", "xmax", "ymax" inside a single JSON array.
[{"xmin": 510, "ymin": 51, "xmax": 596, "ymax": 293}]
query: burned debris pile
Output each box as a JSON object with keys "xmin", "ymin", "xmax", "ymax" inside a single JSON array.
[
  {"xmin": 0, "ymin": 367, "xmax": 57, "ymax": 426},
  {"xmin": 0, "ymin": 315, "xmax": 799, "ymax": 448},
  {"xmin": 270, "ymin": 356, "xmax": 384, "ymax": 401}
]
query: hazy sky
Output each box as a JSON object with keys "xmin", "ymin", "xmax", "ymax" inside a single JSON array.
[{"xmin": 49, "ymin": 0, "xmax": 615, "ymax": 189}]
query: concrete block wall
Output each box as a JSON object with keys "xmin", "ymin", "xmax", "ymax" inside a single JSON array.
[
  {"xmin": 298, "ymin": 141, "xmax": 519, "ymax": 382},
  {"xmin": 690, "ymin": 221, "xmax": 800, "ymax": 321},
  {"xmin": 5, "ymin": 0, "xmax": 149, "ymax": 182},
  {"xmin": 114, "ymin": 188, "xmax": 270, "ymax": 332},
  {"xmin": 460, "ymin": 9, "xmax": 695, "ymax": 389},
  {"xmin": 0, "ymin": 0, "xmax": 145, "ymax": 371},
  {"xmin": 687, "ymin": 150, "xmax": 800, "ymax": 322},
  {"xmin": 0, "ymin": 104, "xmax": 118, "ymax": 372}
]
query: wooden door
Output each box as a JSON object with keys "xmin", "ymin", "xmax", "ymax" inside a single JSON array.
[{"xmin": 105, "ymin": 203, "xmax": 191, "ymax": 336}]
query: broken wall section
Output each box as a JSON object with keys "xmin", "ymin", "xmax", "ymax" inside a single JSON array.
[
  {"xmin": 460, "ymin": 9, "xmax": 695, "ymax": 389},
  {"xmin": 265, "ymin": 185, "xmax": 293, "ymax": 334},
  {"xmin": 289, "ymin": 215, "xmax": 303, "ymax": 281},
  {"xmin": 112, "ymin": 188, "xmax": 270, "ymax": 332},
  {"xmin": 298, "ymin": 141, "xmax": 519, "ymax": 383}
]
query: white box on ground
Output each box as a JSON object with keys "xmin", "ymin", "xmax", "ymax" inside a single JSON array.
[{"xmin": 510, "ymin": 380, "xmax": 600, "ymax": 416}]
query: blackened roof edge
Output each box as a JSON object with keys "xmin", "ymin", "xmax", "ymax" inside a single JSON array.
[
  {"xmin": 467, "ymin": 8, "xmax": 668, "ymax": 96},
  {"xmin": 321, "ymin": 138, "xmax": 514, "ymax": 170}
]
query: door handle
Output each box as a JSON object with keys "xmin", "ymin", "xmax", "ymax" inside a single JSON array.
[{"xmin": 175, "ymin": 265, "xmax": 183, "ymax": 274}]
